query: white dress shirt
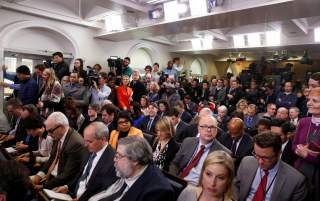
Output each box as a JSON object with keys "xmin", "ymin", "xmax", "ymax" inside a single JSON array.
[{"xmin": 77, "ymin": 144, "xmax": 109, "ymax": 198}]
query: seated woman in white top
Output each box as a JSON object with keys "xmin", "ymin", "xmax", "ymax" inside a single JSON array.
[{"xmin": 177, "ymin": 151, "xmax": 235, "ymax": 201}]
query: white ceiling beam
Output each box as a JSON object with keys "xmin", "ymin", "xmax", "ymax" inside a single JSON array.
[
  {"xmin": 0, "ymin": 0, "xmax": 104, "ymax": 28},
  {"xmin": 207, "ymin": 30, "xmax": 228, "ymax": 41},
  {"xmin": 109, "ymin": 0, "xmax": 152, "ymax": 13},
  {"xmin": 291, "ymin": 18, "xmax": 308, "ymax": 34},
  {"xmin": 142, "ymin": 36, "xmax": 176, "ymax": 46}
]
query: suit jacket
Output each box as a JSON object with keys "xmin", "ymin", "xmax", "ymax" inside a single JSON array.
[
  {"xmin": 234, "ymin": 156, "xmax": 307, "ymax": 201},
  {"xmin": 281, "ymin": 140, "xmax": 298, "ymax": 166},
  {"xmin": 130, "ymin": 80, "xmax": 147, "ymax": 103},
  {"xmin": 169, "ymin": 137, "xmax": 231, "ymax": 176},
  {"xmin": 180, "ymin": 111, "xmax": 193, "ymax": 124},
  {"xmin": 220, "ymin": 133, "xmax": 253, "ymax": 171},
  {"xmin": 120, "ymin": 164, "xmax": 175, "ymax": 201},
  {"xmin": 69, "ymin": 145, "xmax": 117, "ymax": 201},
  {"xmin": 42, "ymin": 128, "xmax": 88, "ymax": 189},
  {"xmin": 140, "ymin": 115, "xmax": 160, "ymax": 135},
  {"xmin": 174, "ymin": 120, "xmax": 189, "ymax": 143}
]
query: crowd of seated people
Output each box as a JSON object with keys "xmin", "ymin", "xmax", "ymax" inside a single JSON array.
[{"xmin": 0, "ymin": 51, "xmax": 320, "ymax": 201}]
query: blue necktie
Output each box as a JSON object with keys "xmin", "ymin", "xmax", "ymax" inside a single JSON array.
[{"xmin": 76, "ymin": 153, "xmax": 97, "ymax": 191}]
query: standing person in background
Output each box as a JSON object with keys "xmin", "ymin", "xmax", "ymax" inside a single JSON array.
[
  {"xmin": 117, "ymin": 75, "xmax": 132, "ymax": 111},
  {"xmin": 33, "ymin": 64, "xmax": 45, "ymax": 92},
  {"xmin": 52, "ymin": 52, "xmax": 69, "ymax": 80},
  {"xmin": 293, "ymin": 87, "xmax": 320, "ymax": 201},
  {"xmin": 73, "ymin": 58, "xmax": 88, "ymax": 86},
  {"xmin": 130, "ymin": 70, "xmax": 147, "ymax": 103},
  {"xmin": 37, "ymin": 68, "xmax": 62, "ymax": 118},
  {"xmin": 163, "ymin": 60, "xmax": 178, "ymax": 81},
  {"xmin": 0, "ymin": 65, "xmax": 39, "ymax": 105},
  {"xmin": 173, "ymin": 57, "xmax": 184, "ymax": 78},
  {"xmin": 152, "ymin": 62, "xmax": 161, "ymax": 83},
  {"xmin": 90, "ymin": 72, "xmax": 111, "ymax": 107},
  {"xmin": 121, "ymin": 57, "xmax": 133, "ymax": 77}
]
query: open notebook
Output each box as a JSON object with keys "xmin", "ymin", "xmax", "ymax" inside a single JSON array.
[{"xmin": 43, "ymin": 189, "xmax": 72, "ymax": 201}]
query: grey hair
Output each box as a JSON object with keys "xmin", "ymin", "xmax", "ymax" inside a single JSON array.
[
  {"xmin": 199, "ymin": 107, "xmax": 213, "ymax": 117},
  {"xmin": 86, "ymin": 122, "xmax": 109, "ymax": 140},
  {"xmin": 289, "ymin": 107, "xmax": 300, "ymax": 113},
  {"xmin": 118, "ymin": 136, "xmax": 152, "ymax": 166},
  {"xmin": 218, "ymin": 105, "xmax": 228, "ymax": 113},
  {"xmin": 46, "ymin": 112, "xmax": 69, "ymax": 127}
]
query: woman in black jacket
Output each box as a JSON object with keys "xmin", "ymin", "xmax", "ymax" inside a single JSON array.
[{"xmin": 152, "ymin": 117, "xmax": 180, "ymax": 172}]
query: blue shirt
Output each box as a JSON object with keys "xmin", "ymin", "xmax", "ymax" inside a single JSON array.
[{"xmin": 246, "ymin": 161, "xmax": 280, "ymax": 201}]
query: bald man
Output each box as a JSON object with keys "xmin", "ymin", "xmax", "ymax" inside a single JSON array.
[
  {"xmin": 169, "ymin": 115, "xmax": 230, "ymax": 185},
  {"xmin": 220, "ymin": 118, "xmax": 253, "ymax": 172}
]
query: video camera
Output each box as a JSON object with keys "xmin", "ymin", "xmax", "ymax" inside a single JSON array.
[
  {"xmin": 87, "ymin": 66, "xmax": 99, "ymax": 86},
  {"xmin": 107, "ymin": 56, "xmax": 123, "ymax": 76}
]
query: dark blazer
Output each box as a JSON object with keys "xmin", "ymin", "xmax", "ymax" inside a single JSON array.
[
  {"xmin": 234, "ymin": 156, "xmax": 307, "ymax": 201},
  {"xmin": 174, "ymin": 120, "xmax": 189, "ymax": 143},
  {"xmin": 281, "ymin": 140, "xmax": 298, "ymax": 166},
  {"xmin": 152, "ymin": 138, "xmax": 180, "ymax": 172},
  {"xmin": 180, "ymin": 111, "xmax": 193, "ymax": 124},
  {"xmin": 169, "ymin": 137, "xmax": 231, "ymax": 176},
  {"xmin": 220, "ymin": 133, "xmax": 253, "ymax": 171},
  {"xmin": 120, "ymin": 164, "xmax": 175, "ymax": 201},
  {"xmin": 130, "ymin": 80, "xmax": 147, "ymax": 103},
  {"xmin": 69, "ymin": 145, "xmax": 117, "ymax": 201},
  {"xmin": 140, "ymin": 115, "xmax": 160, "ymax": 135},
  {"xmin": 42, "ymin": 128, "xmax": 88, "ymax": 189}
]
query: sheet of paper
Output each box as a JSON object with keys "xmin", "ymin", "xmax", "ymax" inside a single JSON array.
[
  {"xmin": 43, "ymin": 189, "xmax": 72, "ymax": 201},
  {"xmin": 5, "ymin": 147, "xmax": 16, "ymax": 153}
]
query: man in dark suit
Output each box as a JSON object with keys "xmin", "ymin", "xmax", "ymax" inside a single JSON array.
[
  {"xmin": 220, "ymin": 118, "xmax": 253, "ymax": 172},
  {"xmin": 130, "ymin": 70, "xmax": 147, "ymax": 103},
  {"xmin": 168, "ymin": 108, "xmax": 189, "ymax": 143},
  {"xmin": 101, "ymin": 103, "xmax": 118, "ymax": 136},
  {"xmin": 226, "ymin": 80, "xmax": 244, "ymax": 113},
  {"xmin": 270, "ymin": 120, "xmax": 297, "ymax": 166},
  {"xmin": 89, "ymin": 136, "xmax": 175, "ymax": 201},
  {"xmin": 214, "ymin": 105, "xmax": 230, "ymax": 132},
  {"xmin": 31, "ymin": 112, "xmax": 87, "ymax": 190},
  {"xmin": 140, "ymin": 103, "xmax": 160, "ymax": 135},
  {"xmin": 175, "ymin": 100, "xmax": 193, "ymax": 124},
  {"xmin": 244, "ymin": 104, "xmax": 259, "ymax": 136},
  {"xmin": 234, "ymin": 132, "xmax": 307, "ymax": 201},
  {"xmin": 53, "ymin": 122, "xmax": 117, "ymax": 201},
  {"xmin": 169, "ymin": 115, "xmax": 231, "ymax": 185}
]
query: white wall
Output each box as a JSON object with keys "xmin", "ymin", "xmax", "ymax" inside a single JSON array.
[{"xmin": 0, "ymin": 8, "xmax": 172, "ymax": 71}]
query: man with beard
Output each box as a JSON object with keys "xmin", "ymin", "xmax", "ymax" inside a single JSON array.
[{"xmin": 89, "ymin": 136, "xmax": 175, "ymax": 201}]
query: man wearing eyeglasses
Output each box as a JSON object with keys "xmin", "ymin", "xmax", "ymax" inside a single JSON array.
[
  {"xmin": 89, "ymin": 136, "xmax": 175, "ymax": 201},
  {"xmin": 169, "ymin": 115, "xmax": 230, "ymax": 185},
  {"xmin": 30, "ymin": 112, "xmax": 87, "ymax": 190},
  {"xmin": 52, "ymin": 122, "xmax": 117, "ymax": 201},
  {"xmin": 234, "ymin": 132, "xmax": 307, "ymax": 201}
]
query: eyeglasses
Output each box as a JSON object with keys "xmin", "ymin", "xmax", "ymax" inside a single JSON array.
[
  {"xmin": 252, "ymin": 151, "xmax": 276, "ymax": 161},
  {"xmin": 47, "ymin": 125, "xmax": 61, "ymax": 133},
  {"xmin": 199, "ymin": 125, "xmax": 217, "ymax": 131},
  {"xmin": 114, "ymin": 152, "xmax": 127, "ymax": 160},
  {"xmin": 118, "ymin": 120, "xmax": 129, "ymax": 125}
]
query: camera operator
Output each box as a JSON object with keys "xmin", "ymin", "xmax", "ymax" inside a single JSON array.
[
  {"xmin": 90, "ymin": 72, "xmax": 111, "ymax": 107},
  {"xmin": 52, "ymin": 52, "xmax": 70, "ymax": 80},
  {"xmin": 121, "ymin": 57, "xmax": 133, "ymax": 77}
]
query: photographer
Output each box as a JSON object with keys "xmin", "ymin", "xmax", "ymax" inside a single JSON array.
[
  {"xmin": 121, "ymin": 57, "xmax": 133, "ymax": 77},
  {"xmin": 52, "ymin": 52, "xmax": 70, "ymax": 80},
  {"xmin": 90, "ymin": 72, "xmax": 111, "ymax": 107}
]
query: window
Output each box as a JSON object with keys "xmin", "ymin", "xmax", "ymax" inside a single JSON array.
[
  {"xmin": 4, "ymin": 57, "xmax": 17, "ymax": 73},
  {"xmin": 130, "ymin": 48, "xmax": 153, "ymax": 75},
  {"xmin": 21, "ymin": 59, "xmax": 33, "ymax": 70},
  {"xmin": 190, "ymin": 59, "xmax": 202, "ymax": 75}
]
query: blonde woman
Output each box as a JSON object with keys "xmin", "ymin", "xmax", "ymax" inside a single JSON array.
[
  {"xmin": 152, "ymin": 117, "xmax": 180, "ymax": 171},
  {"xmin": 36, "ymin": 68, "xmax": 62, "ymax": 117},
  {"xmin": 236, "ymin": 99, "xmax": 248, "ymax": 116},
  {"xmin": 178, "ymin": 151, "xmax": 234, "ymax": 201}
]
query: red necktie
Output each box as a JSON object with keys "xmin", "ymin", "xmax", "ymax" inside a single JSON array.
[
  {"xmin": 179, "ymin": 145, "xmax": 205, "ymax": 178},
  {"xmin": 252, "ymin": 170, "xmax": 269, "ymax": 201}
]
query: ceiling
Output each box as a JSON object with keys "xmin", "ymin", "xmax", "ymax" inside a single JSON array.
[{"xmin": 1, "ymin": 0, "xmax": 320, "ymax": 58}]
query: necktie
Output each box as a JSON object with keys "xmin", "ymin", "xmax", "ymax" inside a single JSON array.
[
  {"xmin": 101, "ymin": 182, "xmax": 127, "ymax": 201},
  {"xmin": 75, "ymin": 153, "xmax": 97, "ymax": 192},
  {"xmin": 45, "ymin": 141, "xmax": 61, "ymax": 180},
  {"xmin": 179, "ymin": 145, "xmax": 206, "ymax": 178},
  {"xmin": 147, "ymin": 118, "xmax": 153, "ymax": 132},
  {"xmin": 230, "ymin": 139, "xmax": 239, "ymax": 157},
  {"xmin": 79, "ymin": 153, "xmax": 97, "ymax": 182},
  {"xmin": 252, "ymin": 170, "xmax": 269, "ymax": 201}
]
